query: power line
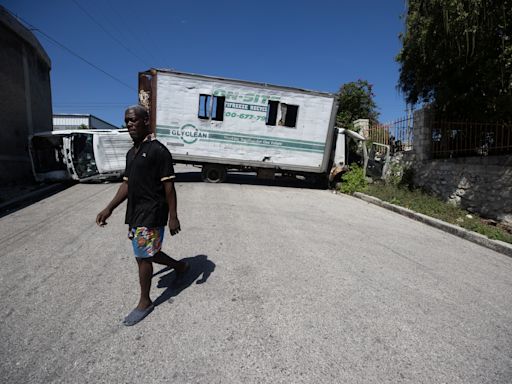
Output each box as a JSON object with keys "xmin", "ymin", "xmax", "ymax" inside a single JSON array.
[
  {"xmin": 39, "ymin": 30, "xmax": 137, "ymax": 91},
  {"xmin": 71, "ymin": 0, "xmax": 151, "ymax": 67},
  {"xmin": 103, "ymin": 0, "xmax": 158, "ymax": 64},
  {"xmin": 3, "ymin": 6, "xmax": 136, "ymax": 92}
]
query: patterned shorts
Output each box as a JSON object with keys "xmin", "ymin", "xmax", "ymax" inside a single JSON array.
[{"xmin": 128, "ymin": 227, "xmax": 164, "ymax": 258}]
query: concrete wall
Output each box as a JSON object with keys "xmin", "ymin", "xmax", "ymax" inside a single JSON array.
[
  {"xmin": 0, "ymin": 6, "xmax": 52, "ymax": 183},
  {"xmin": 353, "ymin": 119, "xmax": 369, "ymax": 138}
]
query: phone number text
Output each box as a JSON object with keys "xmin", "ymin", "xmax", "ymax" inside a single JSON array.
[{"xmin": 225, "ymin": 112, "xmax": 266, "ymax": 121}]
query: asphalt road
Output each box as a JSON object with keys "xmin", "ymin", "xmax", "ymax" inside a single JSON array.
[{"xmin": 1, "ymin": 167, "xmax": 511, "ymax": 383}]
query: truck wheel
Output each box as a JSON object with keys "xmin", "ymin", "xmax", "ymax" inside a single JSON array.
[{"xmin": 201, "ymin": 164, "xmax": 227, "ymax": 183}]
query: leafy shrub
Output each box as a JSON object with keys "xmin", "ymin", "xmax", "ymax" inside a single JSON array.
[
  {"xmin": 386, "ymin": 161, "xmax": 415, "ymax": 189},
  {"xmin": 339, "ymin": 164, "xmax": 367, "ymax": 194},
  {"xmin": 387, "ymin": 162, "xmax": 403, "ymax": 186}
]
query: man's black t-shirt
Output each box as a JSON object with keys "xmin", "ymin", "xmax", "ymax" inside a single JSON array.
[{"xmin": 123, "ymin": 137, "xmax": 175, "ymax": 227}]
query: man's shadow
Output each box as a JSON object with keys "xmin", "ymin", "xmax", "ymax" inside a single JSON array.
[{"xmin": 152, "ymin": 254, "xmax": 215, "ymax": 306}]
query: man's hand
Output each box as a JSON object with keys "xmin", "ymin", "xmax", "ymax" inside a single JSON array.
[
  {"xmin": 169, "ymin": 217, "xmax": 181, "ymax": 236},
  {"xmin": 95, "ymin": 182, "xmax": 127, "ymax": 227},
  {"xmin": 96, "ymin": 208, "xmax": 112, "ymax": 227}
]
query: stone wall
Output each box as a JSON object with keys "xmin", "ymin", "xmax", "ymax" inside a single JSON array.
[
  {"xmin": 385, "ymin": 107, "xmax": 512, "ymax": 226},
  {"xmin": 412, "ymin": 156, "xmax": 512, "ymax": 225}
]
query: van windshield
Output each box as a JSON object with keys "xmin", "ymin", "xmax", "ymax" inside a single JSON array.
[{"xmin": 71, "ymin": 133, "xmax": 99, "ymax": 179}]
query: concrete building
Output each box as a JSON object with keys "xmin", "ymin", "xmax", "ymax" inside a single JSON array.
[
  {"xmin": 53, "ymin": 114, "xmax": 119, "ymax": 130},
  {"xmin": 0, "ymin": 6, "xmax": 53, "ymax": 183}
]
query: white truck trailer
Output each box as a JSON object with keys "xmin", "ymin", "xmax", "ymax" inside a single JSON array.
[{"xmin": 138, "ymin": 69, "xmax": 347, "ymax": 184}]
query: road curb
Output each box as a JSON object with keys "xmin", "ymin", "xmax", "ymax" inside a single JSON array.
[{"xmin": 353, "ymin": 192, "xmax": 512, "ymax": 258}]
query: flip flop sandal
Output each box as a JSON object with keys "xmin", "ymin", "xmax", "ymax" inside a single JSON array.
[{"xmin": 122, "ymin": 305, "xmax": 154, "ymax": 326}]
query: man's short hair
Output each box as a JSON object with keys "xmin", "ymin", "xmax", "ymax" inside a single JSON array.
[{"xmin": 126, "ymin": 105, "xmax": 149, "ymax": 119}]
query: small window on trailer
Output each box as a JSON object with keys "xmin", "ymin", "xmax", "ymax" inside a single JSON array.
[
  {"xmin": 211, "ymin": 96, "xmax": 225, "ymax": 121},
  {"xmin": 198, "ymin": 94, "xmax": 211, "ymax": 119},
  {"xmin": 198, "ymin": 94, "xmax": 225, "ymax": 121},
  {"xmin": 266, "ymin": 100, "xmax": 279, "ymax": 125},
  {"xmin": 279, "ymin": 103, "xmax": 298, "ymax": 128}
]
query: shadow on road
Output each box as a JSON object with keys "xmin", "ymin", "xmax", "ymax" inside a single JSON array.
[
  {"xmin": 152, "ymin": 254, "xmax": 215, "ymax": 306},
  {"xmin": 0, "ymin": 182, "xmax": 75, "ymax": 219},
  {"xmin": 175, "ymin": 170, "xmax": 325, "ymax": 190}
]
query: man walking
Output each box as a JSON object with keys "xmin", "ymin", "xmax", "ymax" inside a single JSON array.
[{"xmin": 96, "ymin": 105, "xmax": 188, "ymax": 326}]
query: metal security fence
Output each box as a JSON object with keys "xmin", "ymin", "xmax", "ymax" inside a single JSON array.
[
  {"xmin": 368, "ymin": 116, "xmax": 414, "ymax": 152},
  {"xmin": 431, "ymin": 120, "xmax": 512, "ymax": 158}
]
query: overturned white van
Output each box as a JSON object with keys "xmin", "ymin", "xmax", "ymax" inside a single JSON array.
[{"xmin": 29, "ymin": 129, "xmax": 132, "ymax": 182}]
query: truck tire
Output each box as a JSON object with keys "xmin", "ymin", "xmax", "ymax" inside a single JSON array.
[{"xmin": 201, "ymin": 164, "xmax": 227, "ymax": 183}]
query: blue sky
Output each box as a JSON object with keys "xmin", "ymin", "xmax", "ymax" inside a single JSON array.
[{"xmin": 3, "ymin": 0, "xmax": 408, "ymax": 127}]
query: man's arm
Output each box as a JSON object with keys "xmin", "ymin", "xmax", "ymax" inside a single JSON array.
[
  {"xmin": 163, "ymin": 180, "xmax": 180, "ymax": 235},
  {"xmin": 96, "ymin": 181, "xmax": 128, "ymax": 226}
]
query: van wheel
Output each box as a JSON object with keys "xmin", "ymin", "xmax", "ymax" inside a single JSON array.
[{"xmin": 201, "ymin": 164, "xmax": 227, "ymax": 183}]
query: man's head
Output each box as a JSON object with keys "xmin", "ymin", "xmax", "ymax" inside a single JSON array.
[{"xmin": 125, "ymin": 105, "xmax": 150, "ymax": 143}]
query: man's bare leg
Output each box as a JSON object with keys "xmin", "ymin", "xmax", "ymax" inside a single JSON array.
[
  {"xmin": 122, "ymin": 258, "xmax": 155, "ymax": 326},
  {"xmin": 136, "ymin": 258, "xmax": 153, "ymax": 310},
  {"xmin": 152, "ymin": 251, "xmax": 188, "ymax": 272}
]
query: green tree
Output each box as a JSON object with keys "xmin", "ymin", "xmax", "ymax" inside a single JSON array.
[
  {"xmin": 337, "ymin": 80, "xmax": 379, "ymax": 130},
  {"xmin": 397, "ymin": 0, "xmax": 512, "ymax": 120}
]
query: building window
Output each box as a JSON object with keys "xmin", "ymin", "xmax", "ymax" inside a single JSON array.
[
  {"xmin": 266, "ymin": 101, "xmax": 298, "ymax": 128},
  {"xmin": 198, "ymin": 94, "xmax": 225, "ymax": 121}
]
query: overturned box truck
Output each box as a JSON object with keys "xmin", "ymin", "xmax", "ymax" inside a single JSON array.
[{"xmin": 138, "ymin": 69, "xmax": 366, "ymax": 185}]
